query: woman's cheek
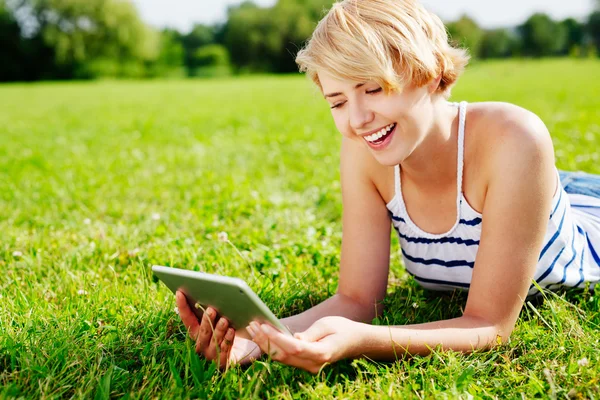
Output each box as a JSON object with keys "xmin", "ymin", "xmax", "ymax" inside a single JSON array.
[{"xmin": 333, "ymin": 122, "xmax": 348, "ymax": 138}]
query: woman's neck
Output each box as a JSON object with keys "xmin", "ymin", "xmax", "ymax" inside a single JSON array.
[{"xmin": 400, "ymin": 100, "xmax": 461, "ymax": 189}]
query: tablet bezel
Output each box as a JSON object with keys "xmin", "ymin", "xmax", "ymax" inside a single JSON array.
[{"xmin": 152, "ymin": 265, "xmax": 293, "ymax": 336}]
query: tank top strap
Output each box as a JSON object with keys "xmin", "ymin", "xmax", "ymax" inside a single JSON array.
[
  {"xmin": 456, "ymin": 101, "xmax": 467, "ymax": 200},
  {"xmin": 392, "ymin": 101, "xmax": 468, "ymax": 237},
  {"xmin": 394, "ymin": 162, "xmax": 401, "ymax": 200}
]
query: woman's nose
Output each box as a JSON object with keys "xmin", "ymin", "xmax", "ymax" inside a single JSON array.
[{"xmin": 349, "ymin": 101, "xmax": 374, "ymax": 131}]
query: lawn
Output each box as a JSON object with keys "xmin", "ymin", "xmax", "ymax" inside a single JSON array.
[{"xmin": 1, "ymin": 59, "xmax": 599, "ymax": 398}]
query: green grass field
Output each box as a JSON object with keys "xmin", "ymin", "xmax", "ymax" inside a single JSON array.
[{"xmin": 1, "ymin": 59, "xmax": 600, "ymax": 399}]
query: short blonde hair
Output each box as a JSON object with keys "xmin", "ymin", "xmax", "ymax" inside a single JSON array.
[{"xmin": 295, "ymin": 0, "xmax": 469, "ymax": 98}]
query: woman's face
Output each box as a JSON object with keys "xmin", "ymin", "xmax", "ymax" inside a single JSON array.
[{"xmin": 318, "ymin": 71, "xmax": 435, "ymax": 166}]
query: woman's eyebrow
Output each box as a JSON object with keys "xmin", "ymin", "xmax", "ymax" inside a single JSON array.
[{"xmin": 324, "ymin": 82, "xmax": 365, "ymax": 98}]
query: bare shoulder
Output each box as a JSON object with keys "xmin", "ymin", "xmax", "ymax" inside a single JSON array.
[
  {"xmin": 340, "ymin": 136, "xmax": 381, "ymax": 173},
  {"xmin": 467, "ymin": 102, "xmax": 555, "ymax": 177},
  {"xmin": 340, "ymin": 137, "xmax": 394, "ymax": 202},
  {"xmin": 468, "ymin": 102, "xmax": 552, "ymax": 146}
]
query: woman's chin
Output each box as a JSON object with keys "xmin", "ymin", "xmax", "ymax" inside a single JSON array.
[{"xmin": 371, "ymin": 147, "xmax": 407, "ymax": 167}]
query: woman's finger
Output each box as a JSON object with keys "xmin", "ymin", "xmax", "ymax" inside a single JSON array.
[
  {"xmin": 248, "ymin": 323, "xmax": 327, "ymax": 373},
  {"xmin": 294, "ymin": 319, "xmax": 333, "ymax": 342},
  {"xmin": 258, "ymin": 323, "xmax": 329, "ymax": 361},
  {"xmin": 205, "ymin": 317, "xmax": 229, "ymax": 359},
  {"xmin": 176, "ymin": 291, "xmax": 201, "ymax": 340},
  {"xmin": 195, "ymin": 307, "xmax": 217, "ymax": 355},
  {"xmin": 218, "ymin": 328, "xmax": 235, "ymax": 368},
  {"xmin": 247, "ymin": 322, "xmax": 286, "ymax": 361},
  {"xmin": 213, "ymin": 318, "xmax": 229, "ymax": 345}
]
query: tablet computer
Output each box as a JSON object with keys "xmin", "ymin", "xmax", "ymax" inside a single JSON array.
[{"xmin": 152, "ymin": 265, "xmax": 293, "ymax": 336}]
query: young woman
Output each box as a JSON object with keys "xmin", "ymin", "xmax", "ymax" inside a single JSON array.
[{"xmin": 176, "ymin": 0, "xmax": 600, "ymax": 373}]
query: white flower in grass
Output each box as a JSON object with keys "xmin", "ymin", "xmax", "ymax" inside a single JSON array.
[
  {"xmin": 218, "ymin": 231, "xmax": 228, "ymax": 242},
  {"xmin": 84, "ymin": 218, "xmax": 91, "ymax": 225},
  {"xmin": 412, "ymin": 302, "xmax": 419, "ymax": 309},
  {"xmin": 151, "ymin": 213, "xmax": 161, "ymax": 221},
  {"xmin": 174, "ymin": 307, "xmax": 179, "ymax": 315},
  {"xmin": 128, "ymin": 248, "xmax": 140, "ymax": 257},
  {"xmin": 77, "ymin": 289, "xmax": 88, "ymax": 296},
  {"xmin": 12, "ymin": 251, "xmax": 23, "ymax": 257},
  {"xmin": 577, "ymin": 357, "xmax": 589, "ymax": 367}
]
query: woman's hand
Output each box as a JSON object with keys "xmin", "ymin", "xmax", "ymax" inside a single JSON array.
[
  {"xmin": 176, "ymin": 291, "xmax": 262, "ymax": 369},
  {"xmin": 247, "ymin": 316, "xmax": 368, "ymax": 374}
]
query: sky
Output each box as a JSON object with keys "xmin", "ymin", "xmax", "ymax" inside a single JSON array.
[{"xmin": 132, "ymin": 0, "xmax": 595, "ymax": 33}]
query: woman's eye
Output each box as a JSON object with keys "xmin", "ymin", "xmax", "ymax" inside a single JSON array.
[
  {"xmin": 367, "ymin": 87, "xmax": 382, "ymax": 94},
  {"xmin": 331, "ymin": 102, "xmax": 345, "ymax": 109}
]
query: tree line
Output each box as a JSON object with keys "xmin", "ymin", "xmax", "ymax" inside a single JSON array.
[{"xmin": 2, "ymin": 0, "xmax": 600, "ymax": 82}]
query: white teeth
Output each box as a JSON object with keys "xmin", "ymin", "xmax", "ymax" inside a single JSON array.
[{"xmin": 364, "ymin": 123, "xmax": 395, "ymax": 142}]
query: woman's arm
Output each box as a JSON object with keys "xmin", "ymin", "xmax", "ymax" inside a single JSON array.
[
  {"xmin": 281, "ymin": 137, "xmax": 393, "ymax": 333},
  {"xmin": 176, "ymin": 137, "xmax": 392, "ymax": 367}
]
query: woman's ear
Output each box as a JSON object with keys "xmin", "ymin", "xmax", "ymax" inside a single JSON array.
[{"xmin": 427, "ymin": 74, "xmax": 443, "ymax": 94}]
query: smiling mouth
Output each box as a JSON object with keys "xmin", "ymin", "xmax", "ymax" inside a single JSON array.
[{"xmin": 363, "ymin": 123, "xmax": 396, "ymax": 145}]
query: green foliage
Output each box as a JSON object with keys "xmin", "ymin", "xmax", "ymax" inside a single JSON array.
[
  {"xmin": 192, "ymin": 45, "xmax": 231, "ymax": 78},
  {"xmin": 479, "ymin": 29, "xmax": 518, "ymax": 59},
  {"xmin": 222, "ymin": 2, "xmax": 275, "ymax": 72},
  {"xmin": 150, "ymin": 29, "xmax": 186, "ymax": 78},
  {"xmin": 589, "ymin": 11, "xmax": 600, "ymax": 54},
  {"xmin": 222, "ymin": 0, "xmax": 330, "ymax": 73},
  {"xmin": 1, "ymin": 59, "xmax": 600, "ymax": 398},
  {"xmin": 0, "ymin": 0, "xmax": 598, "ymax": 81},
  {"xmin": 183, "ymin": 24, "xmax": 216, "ymax": 49},
  {"xmin": 0, "ymin": 0, "xmax": 23, "ymax": 81},
  {"xmin": 180, "ymin": 24, "xmax": 220, "ymax": 76},
  {"xmin": 560, "ymin": 18, "xmax": 585, "ymax": 56},
  {"xmin": 446, "ymin": 15, "xmax": 484, "ymax": 58},
  {"xmin": 194, "ymin": 44, "xmax": 229, "ymax": 68},
  {"xmin": 4, "ymin": 0, "xmax": 160, "ymax": 79},
  {"xmin": 519, "ymin": 13, "xmax": 568, "ymax": 57}
]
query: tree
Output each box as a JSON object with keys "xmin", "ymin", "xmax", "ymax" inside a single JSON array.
[
  {"xmin": 148, "ymin": 28, "xmax": 185, "ymax": 77},
  {"xmin": 180, "ymin": 24, "xmax": 216, "ymax": 75},
  {"xmin": 221, "ymin": 0, "xmax": 330, "ymax": 73},
  {"xmin": 268, "ymin": 0, "xmax": 315, "ymax": 72},
  {"xmin": 193, "ymin": 44, "xmax": 231, "ymax": 77},
  {"xmin": 7, "ymin": 0, "xmax": 160, "ymax": 78},
  {"xmin": 560, "ymin": 18, "xmax": 585, "ymax": 55},
  {"xmin": 479, "ymin": 29, "xmax": 518, "ymax": 59},
  {"xmin": 182, "ymin": 24, "xmax": 215, "ymax": 49},
  {"xmin": 518, "ymin": 13, "xmax": 567, "ymax": 57},
  {"xmin": 0, "ymin": 0, "xmax": 24, "ymax": 80},
  {"xmin": 446, "ymin": 15, "xmax": 484, "ymax": 58},
  {"xmin": 589, "ymin": 11, "xmax": 600, "ymax": 53},
  {"xmin": 222, "ymin": 2, "xmax": 275, "ymax": 72}
]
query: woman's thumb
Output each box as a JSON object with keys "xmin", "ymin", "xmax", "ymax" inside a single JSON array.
[{"xmin": 294, "ymin": 321, "xmax": 328, "ymax": 342}]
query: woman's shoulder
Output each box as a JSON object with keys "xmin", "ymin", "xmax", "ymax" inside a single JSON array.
[
  {"xmin": 466, "ymin": 101, "xmax": 554, "ymax": 171},
  {"xmin": 466, "ymin": 101, "xmax": 551, "ymax": 147},
  {"xmin": 340, "ymin": 137, "xmax": 395, "ymax": 202},
  {"xmin": 465, "ymin": 101, "xmax": 556, "ymax": 198}
]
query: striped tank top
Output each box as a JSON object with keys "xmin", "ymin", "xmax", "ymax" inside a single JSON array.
[{"xmin": 386, "ymin": 101, "xmax": 600, "ymax": 296}]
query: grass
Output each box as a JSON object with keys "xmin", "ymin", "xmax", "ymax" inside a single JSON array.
[{"xmin": 1, "ymin": 58, "xmax": 599, "ymax": 398}]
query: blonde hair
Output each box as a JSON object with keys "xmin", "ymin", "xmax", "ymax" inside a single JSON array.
[{"xmin": 295, "ymin": 0, "xmax": 469, "ymax": 98}]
